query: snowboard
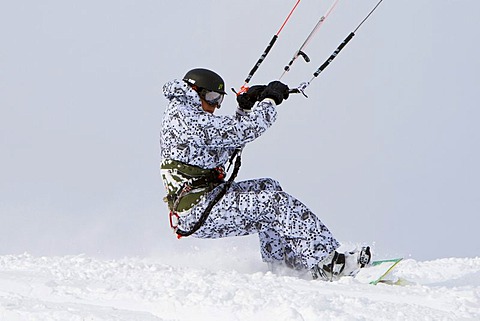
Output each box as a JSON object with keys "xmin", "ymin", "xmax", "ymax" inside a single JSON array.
[{"xmin": 354, "ymin": 258, "xmax": 403, "ymax": 285}]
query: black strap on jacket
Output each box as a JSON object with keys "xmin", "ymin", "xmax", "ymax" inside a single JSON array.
[{"xmin": 176, "ymin": 149, "xmax": 242, "ymax": 238}]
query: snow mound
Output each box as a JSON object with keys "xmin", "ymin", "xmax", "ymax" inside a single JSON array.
[{"xmin": 0, "ymin": 254, "xmax": 479, "ymax": 321}]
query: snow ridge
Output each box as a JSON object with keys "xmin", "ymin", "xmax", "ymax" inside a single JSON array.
[{"xmin": 0, "ymin": 254, "xmax": 479, "ymax": 321}]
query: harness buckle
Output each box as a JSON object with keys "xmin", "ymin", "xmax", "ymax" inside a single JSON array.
[
  {"xmin": 214, "ymin": 166, "xmax": 226, "ymax": 181},
  {"xmin": 169, "ymin": 211, "xmax": 179, "ymax": 230},
  {"xmin": 169, "ymin": 211, "xmax": 183, "ymax": 239}
]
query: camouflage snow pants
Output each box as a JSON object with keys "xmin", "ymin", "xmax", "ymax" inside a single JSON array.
[{"xmin": 178, "ymin": 178, "xmax": 340, "ymax": 270}]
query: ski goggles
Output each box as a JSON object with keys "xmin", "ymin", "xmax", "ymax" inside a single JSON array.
[{"xmin": 198, "ymin": 88, "xmax": 224, "ymax": 108}]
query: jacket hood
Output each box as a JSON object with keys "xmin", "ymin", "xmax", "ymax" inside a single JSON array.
[{"xmin": 163, "ymin": 79, "xmax": 202, "ymax": 108}]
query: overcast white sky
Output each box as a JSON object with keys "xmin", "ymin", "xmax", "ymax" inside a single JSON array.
[{"xmin": 1, "ymin": 0, "xmax": 479, "ymax": 261}]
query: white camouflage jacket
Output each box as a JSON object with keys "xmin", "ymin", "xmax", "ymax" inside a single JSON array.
[{"xmin": 160, "ymin": 79, "xmax": 277, "ymax": 170}]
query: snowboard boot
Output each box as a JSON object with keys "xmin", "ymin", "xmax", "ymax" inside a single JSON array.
[
  {"xmin": 312, "ymin": 246, "xmax": 372, "ymax": 281},
  {"xmin": 357, "ymin": 246, "xmax": 372, "ymax": 268}
]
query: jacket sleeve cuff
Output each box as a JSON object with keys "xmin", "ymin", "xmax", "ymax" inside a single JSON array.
[{"xmin": 236, "ymin": 108, "xmax": 251, "ymax": 116}]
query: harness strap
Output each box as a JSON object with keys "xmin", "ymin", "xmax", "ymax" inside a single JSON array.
[{"xmin": 175, "ymin": 149, "xmax": 242, "ymax": 238}]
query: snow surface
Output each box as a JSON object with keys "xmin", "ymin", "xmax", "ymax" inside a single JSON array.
[{"xmin": 1, "ymin": 250, "xmax": 479, "ymax": 321}]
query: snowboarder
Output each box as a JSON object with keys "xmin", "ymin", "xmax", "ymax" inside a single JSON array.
[{"xmin": 160, "ymin": 68, "xmax": 371, "ymax": 280}]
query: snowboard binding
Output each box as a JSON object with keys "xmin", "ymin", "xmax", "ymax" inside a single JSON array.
[{"xmin": 312, "ymin": 246, "xmax": 372, "ymax": 281}]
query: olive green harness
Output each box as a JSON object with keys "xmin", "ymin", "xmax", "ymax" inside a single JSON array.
[
  {"xmin": 161, "ymin": 150, "xmax": 242, "ymax": 238},
  {"xmin": 161, "ymin": 159, "xmax": 225, "ymax": 213}
]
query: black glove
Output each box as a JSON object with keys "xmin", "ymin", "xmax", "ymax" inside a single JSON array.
[
  {"xmin": 258, "ymin": 81, "xmax": 290, "ymax": 105},
  {"xmin": 236, "ymin": 85, "xmax": 267, "ymax": 111}
]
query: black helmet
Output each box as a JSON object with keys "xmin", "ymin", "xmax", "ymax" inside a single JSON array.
[{"xmin": 183, "ymin": 68, "xmax": 227, "ymax": 95}]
